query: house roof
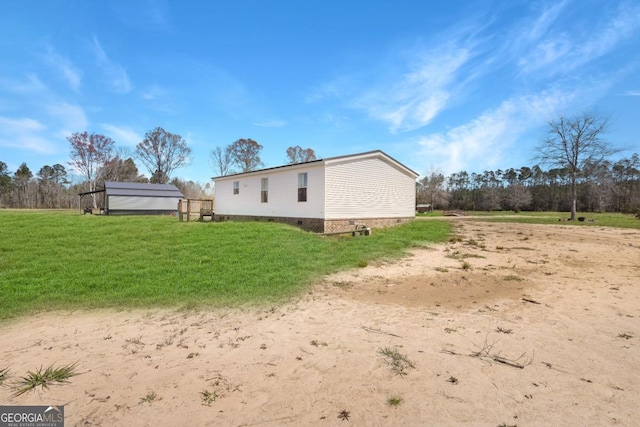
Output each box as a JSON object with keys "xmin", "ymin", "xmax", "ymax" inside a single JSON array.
[
  {"xmin": 213, "ymin": 150, "xmax": 418, "ymax": 180},
  {"xmin": 103, "ymin": 181, "xmax": 184, "ymax": 198}
]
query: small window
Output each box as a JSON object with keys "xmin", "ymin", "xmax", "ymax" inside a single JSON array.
[
  {"xmin": 233, "ymin": 181, "xmax": 239, "ymax": 195},
  {"xmin": 261, "ymin": 178, "xmax": 268, "ymax": 203},
  {"xmin": 298, "ymin": 172, "xmax": 307, "ymax": 202}
]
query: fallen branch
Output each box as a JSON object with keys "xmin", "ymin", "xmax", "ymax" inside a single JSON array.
[
  {"xmin": 361, "ymin": 325, "xmax": 402, "ymax": 338},
  {"xmin": 485, "ymin": 354, "xmax": 528, "ymax": 369},
  {"xmin": 522, "ymin": 297, "xmax": 541, "ymax": 305},
  {"xmin": 441, "ymin": 336, "xmax": 534, "ymax": 370}
]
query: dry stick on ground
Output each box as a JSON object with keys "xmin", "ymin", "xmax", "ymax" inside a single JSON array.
[
  {"xmin": 522, "ymin": 297, "xmax": 542, "ymax": 305},
  {"xmin": 441, "ymin": 337, "xmax": 533, "ymax": 369},
  {"xmin": 361, "ymin": 325, "xmax": 402, "ymax": 338}
]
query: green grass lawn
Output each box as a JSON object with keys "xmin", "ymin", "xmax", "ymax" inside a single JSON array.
[
  {"xmin": 0, "ymin": 210, "xmax": 451, "ymax": 320},
  {"xmin": 419, "ymin": 210, "xmax": 640, "ymax": 229}
]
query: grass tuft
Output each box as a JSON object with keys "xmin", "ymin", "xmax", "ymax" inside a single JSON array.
[
  {"xmin": 139, "ymin": 391, "xmax": 158, "ymax": 404},
  {"xmin": 12, "ymin": 362, "xmax": 78, "ymax": 396},
  {"xmin": 387, "ymin": 395, "xmax": 404, "ymax": 407},
  {"xmin": 0, "ymin": 368, "xmax": 10, "ymax": 385},
  {"xmin": 378, "ymin": 347, "xmax": 415, "ymax": 376},
  {"xmin": 200, "ymin": 389, "xmax": 219, "ymax": 405}
]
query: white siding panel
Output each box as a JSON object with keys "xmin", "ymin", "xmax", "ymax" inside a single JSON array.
[
  {"xmin": 109, "ymin": 196, "xmax": 179, "ymax": 211},
  {"xmin": 215, "ymin": 164, "xmax": 325, "ymax": 218},
  {"xmin": 325, "ymin": 157, "xmax": 415, "ymax": 219}
]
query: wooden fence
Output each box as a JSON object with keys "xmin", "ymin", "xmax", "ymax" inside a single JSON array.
[{"xmin": 178, "ymin": 199, "xmax": 214, "ymax": 222}]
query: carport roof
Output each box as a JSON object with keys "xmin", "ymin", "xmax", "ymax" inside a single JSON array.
[
  {"xmin": 104, "ymin": 181, "xmax": 183, "ymax": 197},
  {"xmin": 78, "ymin": 181, "xmax": 183, "ymax": 198}
]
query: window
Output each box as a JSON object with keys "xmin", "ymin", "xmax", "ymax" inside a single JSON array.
[
  {"xmin": 233, "ymin": 181, "xmax": 239, "ymax": 195},
  {"xmin": 298, "ymin": 172, "xmax": 307, "ymax": 202},
  {"xmin": 261, "ymin": 178, "xmax": 268, "ymax": 203}
]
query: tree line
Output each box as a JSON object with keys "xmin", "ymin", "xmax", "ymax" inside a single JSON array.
[
  {"xmin": 0, "ymin": 125, "xmax": 317, "ymax": 209},
  {"xmin": 2, "ymin": 112, "xmax": 637, "ymax": 216},
  {"xmin": 418, "ymin": 113, "xmax": 639, "ymax": 217},
  {"xmin": 418, "ymin": 154, "xmax": 639, "ymax": 214},
  {"xmin": 0, "ymin": 127, "xmax": 201, "ymax": 209}
]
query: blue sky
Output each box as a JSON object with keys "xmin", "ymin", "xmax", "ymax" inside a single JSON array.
[{"xmin": 1, "ymin": 0, "xmax": 639, "ymax": 184}]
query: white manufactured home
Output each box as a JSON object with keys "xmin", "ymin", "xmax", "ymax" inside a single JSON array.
[{"xmin": 213, "ymin": 150, "xmax": 418, "ymax": 233}]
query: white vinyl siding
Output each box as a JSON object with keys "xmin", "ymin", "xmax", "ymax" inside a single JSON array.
[
  {"xmin": 324, "ymin": 157, "xmax": 415, "ymax": 219},
  {"xmin": 214, "ymin": 164, "xmax": 325, "ymax": 218},
  {"xmin": 213, "ymin": 151, "xmax": 417, "ymax": 222}
]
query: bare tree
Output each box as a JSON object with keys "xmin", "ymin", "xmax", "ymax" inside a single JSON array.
[
  {"xmin": 99, "ymin": 147, "xmax": 138, "ymax": 183},
  {"xmin": 136, "ymin": 127, "xmax": 191, "ymax": 184},
  {"xmin": 0, "ymin": 161, "xmax": 11, "ymax": 206},
  {"xmin": 479, "ymin": 187, "xmax": 501, "ymax": 211},
  {"xmin": 37, "ymin": 165, "xmax": 56, "ymax": 208},
  {"xmin": 502, "ymin": 167, "xmax": 532, "ymax": 212},
  {"xmin": 228, "ymin": 138, "xmax": 263, "ymax": 172},
  {"xmin": 535, "ymin": 113, "xmax": 617, "ymax": 220},
  {"xmin": 285, "ymin": 146, "xmax": 317, "ymax": 164},
  {"xmin": 419, "ymin": 168, "xmax": 449, "ymax": 210},
  {"xmin": 504, "ymin": 183, "xmax": 532, "ymax": 212},
  {"xmin": 170, "ymin": 178, "xmax": 208, "ymax": 199},
  {"xmin": 612, "ymin": 154, "xmax": 640, "ymax": 213},
  {"xmin": 209, "ymin": 145, "xmax": 235, "ymax": 177},
  {"xmin": 13, "ymin": 162, "xmax": 33, "ymax": 208},
  {"xmin": 68, "ymin": 132, "xmax": 115, "ymax": 208},
  {"xmin": 99, "ymin": 147, "xmax": 146, "ymax": 184}
]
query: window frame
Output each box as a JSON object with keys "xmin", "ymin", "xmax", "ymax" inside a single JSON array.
[
  {"xmin": 261, "ymin": 178, "xmax": 268, "ymax": 203},
  {"xmin": 233, "ymin": 181, "xmax": 239, "ymax": 195},
  {"xmin": 297, "ymin": 172, "xmax": 308, "ymax": 202}
]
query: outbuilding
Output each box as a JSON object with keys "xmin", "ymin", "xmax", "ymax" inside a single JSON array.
[
  {"xmin": 79, "ymin": 181, "xmax": 184, "ymax": 215},
  {"xmin": 213, "ymin": 150, "xmax": 418, "ymax": 233}
]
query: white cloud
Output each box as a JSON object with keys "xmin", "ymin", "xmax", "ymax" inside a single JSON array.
[
  {"xmin": 518, "ymin": 36, "xmax": 573, "ymax": 74},
  {"xmin": 623, "ymin": 90, "xmax": 640, "ymax": 96},
  {"xmin": 140, "ymin": 84, "xmax": 178, "ymax": 113},
  {"xmin": 100, "ymin": 124, "xmax": 142, "ymax": 146},
  {"xmin": 2, "ymin": 135, "xmax": 58, "ymax": 155},
  {"xmin": 110, "ymin": 0, "xmax": 171, "ymax": 30},
  {"xmin": 142, "ymin": 84, "xmax": 165, "ymax": 100},
  {"xmin": 417, "ymin": 89, "xmax": 578, "ymax": 174},
  {"xmin": 305, "ymin": 75, "xmax": 359, "ymax": 103},
  {"xmin": 46, "ymin": 102, "xmax": 88, "ymax": 132},
  {"xmin": 0, "ymin": 116, "xmax": 46, "ymax": 132},
  {"xmin": 355, "ymin": 46, "xmax": 472, "ymax": 132},
  {"xmin": 91, "ymin": 37, "xmax": 132, "ymax": 94},
  {"xmin": 587, "ymin": 3, "xmax": 640, "ymax": 50},
  {"xmin": 518, "ymin": 1, "xmax": 640, "ymax": 77},
  {"xmin": 305, "ymin": 82, "xmax": 342, "ymax": 103},
  {"xmin": 0, "ymin": 73, "xmax": 47, "ymax": 93},
  {"xmin": 44, "ymin": 46, "xmax": 82, "ymax": 92},
  {"xmin": 0, "ymin": 116, "xmax": 56, "ymax": 155},
  {"xmin": 253, "ymin": 120, "xmax": 287, "ymax": 128},
  {"xmin": 525, "ymin": 0, "xmax": 569, "ymax": 42}
]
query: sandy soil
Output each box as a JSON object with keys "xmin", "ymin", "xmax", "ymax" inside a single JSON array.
[{"xmin": 1, "ymin": 219, "xmax": 639, "ymax": 426}]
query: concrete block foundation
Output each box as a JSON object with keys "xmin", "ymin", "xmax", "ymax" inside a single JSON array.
[{"xmin": 215, "ymin": 215, "xmax": 413, "ymax": 233}]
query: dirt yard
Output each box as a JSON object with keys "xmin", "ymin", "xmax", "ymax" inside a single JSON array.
[{"xmin": 1, "ymin": 220, "xmax": 639, "ymax": 426}]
